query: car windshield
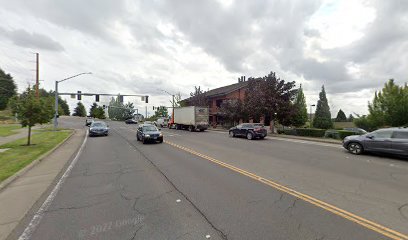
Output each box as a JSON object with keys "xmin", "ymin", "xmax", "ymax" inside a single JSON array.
[
  {"xmin": 143, "ymin": 126, "xmax": 157, "ymax": 131},
  {"xmin": 91, "ymin": 122, "xmax": 106, "ymax": 127}
]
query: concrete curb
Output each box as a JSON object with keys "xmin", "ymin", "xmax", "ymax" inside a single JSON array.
[
  {"xmin": 0, "ymin": 130, "xmax": 76, "ymax": 192},
  {"xmin": 268, "ymin": 134, "xmax": 342, "ymax": 145},
  {"xmin": 207, "ymin": 129, "xmax": 341, "ymax": 145}
]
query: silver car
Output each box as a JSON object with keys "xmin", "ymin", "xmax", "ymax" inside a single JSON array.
[{"xmin": 343, "ymin": 127, "xmax": 408, "ymax": 156}]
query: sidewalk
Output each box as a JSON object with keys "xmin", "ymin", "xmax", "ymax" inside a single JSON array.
[
  {"xmin": 0, "ymin": 129, "xmax": 85, "ymax": 240},
  {"xmin": 0, "ymin": 125, "xmax": 45, "ymax": 146},
  {"xmin": 207, "ymin": 127, "xmax": 342, "ymax": 144}
]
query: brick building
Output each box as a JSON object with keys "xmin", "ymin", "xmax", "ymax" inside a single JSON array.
[{"xmin": 183, "ymin": 77, "xmax": 249, "ymax": 126}]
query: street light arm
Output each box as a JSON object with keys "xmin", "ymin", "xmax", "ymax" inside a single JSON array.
[{"xmin": 58, "ymin": 72, "xmax": 92, "ymax": 83}]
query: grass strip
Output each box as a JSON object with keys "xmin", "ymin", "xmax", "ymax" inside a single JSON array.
[
  {"xmin": 0, "ymin": 124, "xmax": 23, "ymax": 137},
  {"xmin": 0, "ymin": 130, "xmax": 73, "ymax": 182}
]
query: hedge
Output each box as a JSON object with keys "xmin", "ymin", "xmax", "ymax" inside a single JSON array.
[{"xmin": 280, "ymin": 128, "xmax": 357, "ymax": 139}]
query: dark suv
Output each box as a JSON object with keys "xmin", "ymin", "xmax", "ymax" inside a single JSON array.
[
  {"xmin": 136, "ymin": 124, "xmax": 163, "ymax": 144},
  {"xmin": 229, "ymin": 123, "xmax": 267, "ymax": 140},
  {"xmin": 343, "ymin": 127, "xmax": 408, "ymax": 156}
]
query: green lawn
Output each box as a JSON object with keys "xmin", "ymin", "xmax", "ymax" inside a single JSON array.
[
  {"xmin": 0, "ymin": 125, "xmax": 23, "ymax": 137},
  {"xmin": 0, "ymin": 130, "xmax": 73, "ymax": 183}
]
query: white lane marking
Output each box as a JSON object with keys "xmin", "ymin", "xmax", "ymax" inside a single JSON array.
[{"xmin": 18, "ymin": 131, "xmax": 88, "ymax": 240}]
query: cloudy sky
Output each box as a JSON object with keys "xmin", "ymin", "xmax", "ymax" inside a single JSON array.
[{"xmin": 0, "ymin": 0, "xmax": 407, "ymax": 117}]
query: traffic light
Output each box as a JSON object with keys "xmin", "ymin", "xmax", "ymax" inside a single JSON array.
[
  {"xmin": 153, "ymin": 106, "xmax": 156, "ymax": 110},
  {"xmin": 77, "ymin": 91, "xmax": 82, "ymax": 100},
  {"xmin": 145, "ymin": 96, "xmax": 149, "ymax": 103},
  {"xmin": 103, "ymin": 105, "xmax": 106, "ymax": 109},
  {"xmin": 119, "ymin": 95, "xmax": 124, "ymax": 103},
  {"xmin": 95, "ymin": 95, "xmax": 100, "ymax": 102}
]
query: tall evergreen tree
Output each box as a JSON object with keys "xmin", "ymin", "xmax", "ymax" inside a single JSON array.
[
  {"xmin": 335, "ymin": 109, "xmax": 347, "ymax": 122},
  {"xmin": 292, "ymin": 84, "xmax": 308, "ymax": 127},
  {"xmin": 0, "ymin": 68, "xmax": 17, "ymax": 110},
  {"xmin": 313, "ymin": 85, "xmax": 333, "ymax": 129},
  {"xmin": 73, "ymin": 102, "xmax": 86, "ymax": 117},
  {"xmin": 347, "ymin": 114, "xmax": 354, "ymax": 122},
  {"xmin": 89, "ymin": 103, "xmax": 98, "ymax": 117}
]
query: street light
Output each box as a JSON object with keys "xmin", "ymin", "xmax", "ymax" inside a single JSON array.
[
  {"xmin": 54, "ymin": 72, "xmax": 92, "ymax": 129},
  {"xmin": 309, "ymin": 104, "xmax": 316, "ymax": 128}
]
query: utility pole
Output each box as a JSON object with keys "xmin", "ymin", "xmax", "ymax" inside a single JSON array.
[
  {"xmin": 145, "ymin": 106, "xmax": 147, "ymax": 119},
  {"xmin": 35, "ymin": 53, "xmax": 39, "ymax": 98}
]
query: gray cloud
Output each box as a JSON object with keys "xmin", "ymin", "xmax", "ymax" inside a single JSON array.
[{"xmin": 0, "ymin": 27, "xmax": 64, "ymax": 51}]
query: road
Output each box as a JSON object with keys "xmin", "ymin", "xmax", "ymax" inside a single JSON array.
[{"xmin": 14, "ymin": 117, "xmax": 408, "ymax": 240}]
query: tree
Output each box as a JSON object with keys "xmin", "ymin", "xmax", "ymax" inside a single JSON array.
[
  {"xmin": 219, "ymin": 99, "xmax": 245, "ymax": 125},
  {"xmin": 94, "ymin": 106, "xmax": 106, "ymax": 119},
  {"xmin": 8, "ymin": 87, "xmax": 53, "ymax": 145},
  {"xmin": 154, "ymin": 106, "xmax": 168, "ymax": 118},
  {"xmin": 38, "ymin": 89, "xmax": 70, "ymax": 116},
  {"xmin": 89, "ymin": 103, "xmax": 98, "ymax": 117},
  {"xmin": 313, "ymin": 85, "xmax": 333, "ymax": 129},
  {"xmin": 244, "ymin": 72, "xmax": 297, "ymax": 125},
  {"xmin": 0, "ymin": 68, "xmax": 17, "ymax": 110},
  {"xmin": 335, "ymin": 109, "xmax": 347, "ymax": 122},
  {"xmin": 347, "ymin": 114, "xmax": 354, "ymax": 122},
  {"xmin": 367, "ymin": 79, "xmax": 408, "ymax": 127},
  {"xmin": 73, "ymin": 102, "xmax": 86, "ymax": 117},
  {"xmin": 107, "ymin": 97, "xmax": 135, "ymax": 120},
  {"xmin": 189, "ymin": 86, "xmax": 208, "ymax": 107},
  {"xmin": 292, "ymin": 85, "xmax": 308, "ymax": 127}
]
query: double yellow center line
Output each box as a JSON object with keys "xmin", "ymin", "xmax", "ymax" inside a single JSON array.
[{"xmin": 165, "ymin": 140, "xmax": 408, "ymax": 240}]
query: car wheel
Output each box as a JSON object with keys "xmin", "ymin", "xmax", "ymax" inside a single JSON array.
[
  {"xmin": 136, "ymin": 135, "xmax": 140, "ymax": 141},
  {"xmin": 159, "ymin": 139, "xmax": 163, "ymax": 143},
  {"xmin": 246, "ymin": 132, "xmax": 253, "ymax": 140},
  {"xmin": 188, "ymin": 126, "xmax": 194, "ymax": 132},
  {"xmin": 260, "ymin": 136, "xmax": 265, "ymax": 140},
  {"xmin": 348, "ymin": 142, "xmax": 363, "ymax": 155},
  {"xmin": 229, "ymin": 131, "xmax": 235, "ymax": 137},
  {"xmin": 142, "ymin": 138, "xmax": 147, "ymax": 144}
]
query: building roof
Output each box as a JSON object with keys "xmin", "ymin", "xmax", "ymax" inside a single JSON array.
[
  {"xmin": 203, "ymin": 81, "xmax": 248, "ymax": 98},
  {"xmin": 182, "ymin": 81, "xmax": 248, "ymax": 103}
]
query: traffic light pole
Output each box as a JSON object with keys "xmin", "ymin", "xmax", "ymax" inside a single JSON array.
[{"xmin": 54, "ymin": 80, "xmax": 59, "ymax": 129}]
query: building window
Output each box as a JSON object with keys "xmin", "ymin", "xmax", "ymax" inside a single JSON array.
[{"xmin": 216, "ymin": 99, "xmax": 223, "ymax": 107}]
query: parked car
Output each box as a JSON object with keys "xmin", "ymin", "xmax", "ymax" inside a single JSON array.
[
  {"xmin": 125, "ymin": 119, "xmax": 138, "ymax": 124},
  {"xmin": 343, "ymin": 127, "xmax": 367, "ymax": 135},
  {"xmin": 89, "ymin": 121, "xmax": 109, "ymax": 137},
  {"xmin": 136, "ymin": 124, "xmax": 163, "ymax": 144},
  {"xmin": 229, "ymin": 123, "xmax": 267, "ymax": 140},
  {"xmin": 85, "ymin": 117, "xmax": 94, "ymax": 126},
  {"xmin": 343, "ymin": 127, "xmax": 408, "ymax": 156}
]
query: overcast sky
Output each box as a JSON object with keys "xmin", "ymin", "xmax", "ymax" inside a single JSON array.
[{"xmin": 0, "ymin": 0, "xmax": 407, "ymax": 117}]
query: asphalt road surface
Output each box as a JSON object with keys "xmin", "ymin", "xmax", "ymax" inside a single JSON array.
[{"xmin": 14, "ymin": 117, "xmax": 408, "ymax": 240}]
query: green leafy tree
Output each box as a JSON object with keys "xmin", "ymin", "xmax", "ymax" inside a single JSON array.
[
  {"xmin": 292, "ymin": 85, "xmax": 308, "ymax": 127},
  {"xmin": 347, "ymin": 114, "xmax": 354, "ymax": 122},
  {"xmin": 244, "ymin": 72, "xmax": 297, "ymax": 125},
  {"xmin": 368, "ymin": 79, "xmax": 408, "ymax": 127},
  {"xmin": 219, "ymin": 99, "xmax": 245, "ymax": 126},
  {"xmin": 335, "ymin": 109, "xmax": 347, "ymax": 122},
  {"xmin": 108, "ymin": 97, "xmax": 135, "ymax": 120},
  {"xmin": 73, "ymin": 102, "xmax": 86, "ymax": 117},
  {"xmin": 8, "ymin": 87, "xmax": 53, "ymax": 145},
  {"xmin": 0, "ymin": 68, "xmax": 17, "ymax": 110},
  {"xmin": 38, "ymin": 89, "xmax": 70, "ymax": 115},
  {"xmin": 154, "ymin": 106, "xmax": 168, "ymax": 118},
  {"xmin": 313, "ymin": 85, "xmax": 333, "ymax": 129}
]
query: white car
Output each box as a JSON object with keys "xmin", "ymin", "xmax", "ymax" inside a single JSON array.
[{"xmin": 155, "ymin": 117, "xmax": 169, "ymax": 128}]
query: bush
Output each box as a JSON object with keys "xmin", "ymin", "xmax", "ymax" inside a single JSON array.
[
  {"xmin": 337, "ymin": 130, "xmax": 359, "ymax": 139},
  {"xmin": 295, "ymin": 128, "xmax": 326, "ymax": 137},
  {"xmin": 324, "ymin": 129, "xmax": 340, "ymax": 139},
  {"xmin": 283, "ymin": 129, "xmax": 297, "ymax": 135}
]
